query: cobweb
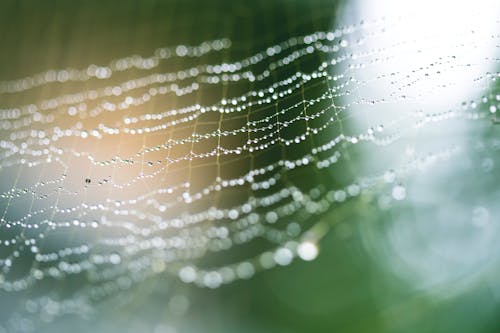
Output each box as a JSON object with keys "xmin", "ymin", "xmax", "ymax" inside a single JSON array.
[{"xmin": 0, "ymin": 7, "xmax": 499, "ymax": 332}]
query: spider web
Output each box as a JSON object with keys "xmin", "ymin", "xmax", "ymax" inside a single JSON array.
[{"xmin": 0, "ymin": 4, "xmax": 499, "ymax": 332}]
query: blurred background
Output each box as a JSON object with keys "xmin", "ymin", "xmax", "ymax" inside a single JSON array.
[{"xmin": 0, "ymin": 1, "xmax": 499, "ymax": 332}]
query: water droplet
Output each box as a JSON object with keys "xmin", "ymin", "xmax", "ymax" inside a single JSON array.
[
  {"xmin": 392, "ymin": 184, "xmax": 406, "ymax": 200},
  {"xmin": 297, "ymin": 242, "xmax": 318, "ymax": 261}
]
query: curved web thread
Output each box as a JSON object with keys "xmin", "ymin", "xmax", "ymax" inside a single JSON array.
[{"xmin": 0, "ymin": 14, "xmax": 499, "ymax": 327}]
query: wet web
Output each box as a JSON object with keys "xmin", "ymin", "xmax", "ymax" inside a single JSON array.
[{"xmin": 0, "ymin": 12, "xmax": 499, "ymax": 331}]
